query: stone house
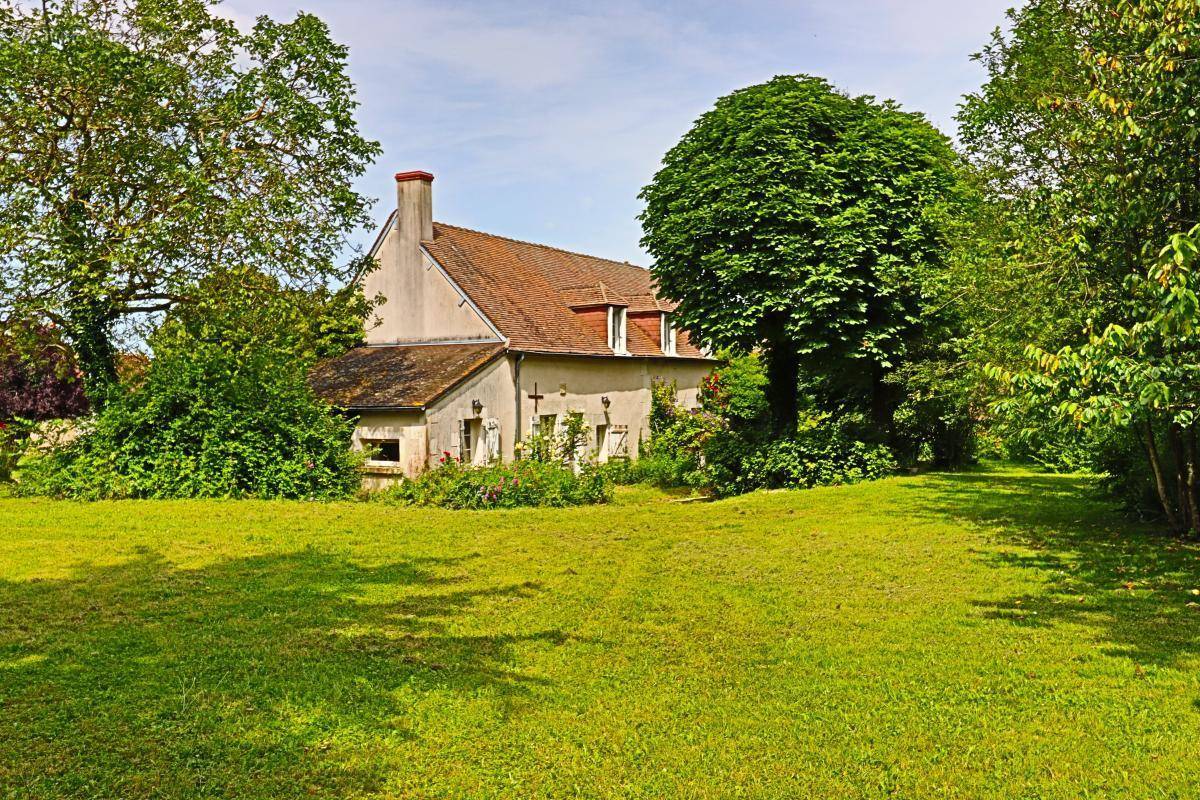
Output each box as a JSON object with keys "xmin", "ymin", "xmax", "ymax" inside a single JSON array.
[{"xmin": 310, "ymin": 170, "xmax": 714, "ymax": 485}]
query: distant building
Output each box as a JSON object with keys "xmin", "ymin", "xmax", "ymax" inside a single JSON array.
[{"xmin": 310, "ymin": 171, "xmax": 713, "ymax": 484}]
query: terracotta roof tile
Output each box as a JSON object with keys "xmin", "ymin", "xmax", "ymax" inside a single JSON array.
[
  {"xmin": 422, "ymin": 223, "xmax": 705, "ymax": 359},
  {"xmin": 310, "ymin": 342, "xmax": 505, "ymax": 409}
]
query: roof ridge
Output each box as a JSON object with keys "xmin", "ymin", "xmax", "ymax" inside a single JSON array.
[{"xmin": 430, "ymin": 221, "xmax": 649, "ymax": 273}]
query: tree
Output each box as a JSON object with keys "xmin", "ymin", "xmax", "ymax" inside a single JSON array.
[
  {"xmin": 956, "ymin": 0, "xmax": 1200, "ymax": 371},
  {"xmin": 0, "ymin": 0, "xmax": 380, "ymax": 405},
  {"xmin": 0, "ymin": 319, "xmax": 88, "ymax": 423},
  {"xmin": 639, "ymin": 75, "xmax": 963, "ymax": 434},
  {"xmin": 971, "ymin": 0, "xmax": 1200, "ymax": 527},
  {"xmin": 997, "ymin": 228, "xmax": 1200, "ymax": 533}
]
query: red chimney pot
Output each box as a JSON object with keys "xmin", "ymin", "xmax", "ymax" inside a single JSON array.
[{"xmin": 394, "ymin": 170, "xmax": 434, "ymax": 183}]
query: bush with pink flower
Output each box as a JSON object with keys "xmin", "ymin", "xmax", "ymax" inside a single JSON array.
[{"xmin": 375, "ymin": 458, "xmax": 611, "ymax": 510}]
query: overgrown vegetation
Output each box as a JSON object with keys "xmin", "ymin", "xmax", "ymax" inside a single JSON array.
[
  {"xmin": 627, "ymin": 355, "xmax": 896, "ymax": 497},
  {"xmin": 375, "ymin": 457, "xmax": 612, "ymax": 510},
  {"xmin": 954, "ymin": 0, "xmax": 1200, "ymax": 532},
  {"xmin": 17, "ymin": 269, "xmax": 365, "ymax": 500}
]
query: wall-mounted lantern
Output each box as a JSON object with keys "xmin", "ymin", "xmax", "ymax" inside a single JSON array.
[
  {"xmin": 601, "ymin": 395, "xmax": 611, "ymax": 410},
  {"xmin": 471, "ymin": 399, "xmax": 484, "ymax": 416}
]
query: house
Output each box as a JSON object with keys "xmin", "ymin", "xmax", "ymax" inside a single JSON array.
[{"xmin": 310, "ymin": 171, "xmax": 714, "ymax": 485}]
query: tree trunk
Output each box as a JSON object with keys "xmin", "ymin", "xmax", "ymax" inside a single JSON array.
[
  {"xmin": 1144, "ymin": 421, "xmax": 1184, "ymax": 534},
  {"xmin": 64, "ymin": 294, "xmax": 118, "ymax": 410},
  {"xmin": 765, "ymin": 345, "xmax": 800, "ymax": 436},
  {"xmin": 1168, "ymin": 423, "xmax": 1190, "ymax": 527},
  {"xmin": 1186, "ymin": 426, "xmax": 1200, "ymax": 535},
  {"xmin": 869, "ymin": 362, "xmax": 893, "ymax": 443}
]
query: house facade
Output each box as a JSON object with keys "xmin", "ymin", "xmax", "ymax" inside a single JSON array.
[{"xmin": 310, "ymin": 171, "xmax": 713, "ymax": 485}]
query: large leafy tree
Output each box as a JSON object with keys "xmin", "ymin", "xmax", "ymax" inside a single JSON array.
[
  {"xmin": 0, "ymin": 0, "xmax": 380, "ymax": 405},
  {"xmin": 954, "ymin": 2, "xmax": 1100, "ymax": 369},
  {"xmin": 974, "ymin": 0, "xmax": 1200, "ymax": 529},
  {"xmin": 956, "ymin": 0, "xmax": 1200, "ymax": 367},
  {"xmin": 639, "ymin": 75, "xmax": 963, "ymax": 434}
]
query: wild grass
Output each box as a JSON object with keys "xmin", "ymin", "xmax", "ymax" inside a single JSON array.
[{"xmin": 1, "ymin": 465, "xmax": 1197, "ymax": 798}]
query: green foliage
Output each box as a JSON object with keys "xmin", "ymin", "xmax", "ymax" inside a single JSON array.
[
  {"xmin": 888, "ymin": 355, "xmax": 978, "ymax": 468},
  {"xmin": 636, "ymin": 378, "xmax": 711, "ymax": 488},
  {"xmin": 375, "ymin": 458, "xmax": 612, "ymax": 510},
  {"xmin": 17, "ymin": 269, "xmax": 364, "ymax": 500},
  {"xmin": 640, "ymin": 74, "xmax": 965, "ymax": 432},
  {"xmin": 958, "ymin": 0, "xmax": 1200, "ymax": 532},
  {"xmin": 516, "ymin": 409, "xmax": 592, "ymax": 466},
  {"xmin": 995, "ymin": 228, "xmax": 1200, "ymax": 531},
  {"xmin": 634, "ymin": 354, "xmax": 898, "ymax": 497},
  {"xmin": 704, "ymin": 411, "xmax": 897, "ymax": 499},
  {"xmin": 0, "ymin": 0, "xmax": 380, "ymax": 403}
]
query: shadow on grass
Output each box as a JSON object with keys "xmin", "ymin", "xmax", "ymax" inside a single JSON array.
[
  {"xmin": 899, "ymin": 469, "xmax": 1200, "ymax": 670},
  {"xmin": 0, "ymin": 549, "xmax": 574, "ymax": 798}
]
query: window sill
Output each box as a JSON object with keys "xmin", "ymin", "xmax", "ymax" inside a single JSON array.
[{"xmin": 363, "ymin": 462, "xmax": 406, "ymax": 474}]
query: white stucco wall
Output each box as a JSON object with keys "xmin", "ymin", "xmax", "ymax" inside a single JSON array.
[
  {"xmin": 363, "ymin": 228, "xmax": 497, "ymax": 345},
  {"xmin": 421, "ymin": 353, "xmax": 713, "ymax": 470},
  {"xmin": 352, "ymin": 409, "xmax": 428, "ymax": 486}
]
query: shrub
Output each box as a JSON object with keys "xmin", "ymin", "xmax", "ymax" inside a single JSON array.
[
  {"xmin": 375, "ymin": 458, "xmax": 612, "ymax": 510},
  {"xmin": 703, "ymin": 412, "xmax": 896, "ymax": 498},
  {"xmin": 600, "ymin": 452, "xmax": 703, "ymax": 489},
  {"xmin": 694, "ymin": 354, "xmax": 899, "ymax": 496},
  {"xmin": 17, "ymin": 342, "xmax": 362, "ymax": 500},
  {"xmin": 16, "ymin": 269, "xmax": 365, "ymax": 500},
  {"xmin": 0, "ymin": 320, "xmax": 90, "ymax": 481},
  {"xmin": 635, "ymin": 378, "xmax": 713, "ymax": 488}
]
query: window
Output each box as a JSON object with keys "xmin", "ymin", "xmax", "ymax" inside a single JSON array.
[
  {"xmin": 661, "ymin": 313, "xmax": 677, "ymax": 356},
  {"xmin": 365, "ymin": 439, "xmax": 400, "ymax": 463},
  {"xmin": 459, "ymin": 419, "xmax": 474, "ymax": 464},
  {"xmin": 540, "ymin": 413, "xmax": 558, "ymax": 433},
  {"xmin": 608, "ymin": 305, "xmax": 627, "ymax": 354}
]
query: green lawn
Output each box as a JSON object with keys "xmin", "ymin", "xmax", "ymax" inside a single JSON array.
[{"xmin": 1, "ymin": 466, "xmax": 1198, "ymax": 799}]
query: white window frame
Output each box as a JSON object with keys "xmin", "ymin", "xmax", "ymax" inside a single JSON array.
[
  {"xmin": 608, "ymin": 305, "xmax": 628, "ymax": 354},
  {"xmin": 661, "ymin": 313, "xmax": 677, "ymax": 356},
  {"xmin": 363, "ymin": 438, "xmax": 401, "ymax": 465},
  {"xmin": 459, "ymin": 419, "xmax": 474, "ymax": 464}
]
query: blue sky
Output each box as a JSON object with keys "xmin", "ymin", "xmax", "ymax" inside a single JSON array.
[{"xmin": 224, "ymin": 0, "xmax": 1016, "ymax": 265}]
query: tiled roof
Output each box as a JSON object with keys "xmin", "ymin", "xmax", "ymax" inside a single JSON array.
[
  {"xmin": 423, "ymin": 223, "xmax": 706, "ymax": 359},
  {"xmin": 309, "ymin": 342, "xmax": 506, "ymax": 409}
]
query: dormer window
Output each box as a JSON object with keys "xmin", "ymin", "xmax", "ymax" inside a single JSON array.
[
  {"xmin": 608, "ymin": 305, "xmax": 627, "ymax": 354},
  {"xmin": 661, "ymin": 313, "xmax": 677, "ymax": 356}
]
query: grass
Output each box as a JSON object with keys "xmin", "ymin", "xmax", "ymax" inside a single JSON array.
[{"xmin": 1, "ymin": 464, "xmax": 1199, "ymax": 798}]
